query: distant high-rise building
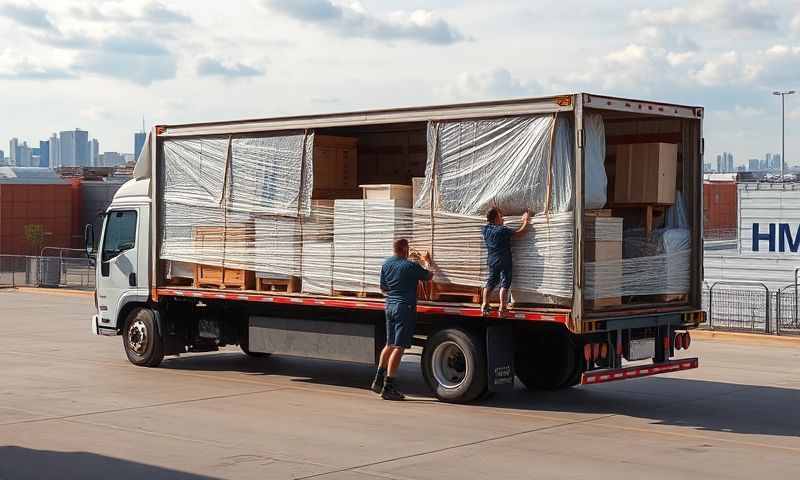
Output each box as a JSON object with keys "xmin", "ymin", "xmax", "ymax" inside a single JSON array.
[
  {"xmin": 39, "ymin": 140, "xmax": 49, "ymax": 168},
  {"xmin": 15, "ymin": 141, "xmax": 32, "ymax": 167},
  {"xmin": 59, "ymin": 129, "xmax": 89, "ymax": 166},
  {"xmin": 704, "ymin": 162, "xmax": 712, "ymax": 173},
  {"xmin": 716, "ymin": 154, "xmax": 722, "ymax": 172},
  {"xmin": 99, "ymin": 151, "xmax": 126, "ymax": 167},
  {"xmin": 90, "ymin": 138, "xmax": 100, "ymax": 166},
  {"xmin": 0, "ymin": 149, "xmax": 4, "ymax": 164},
  {"xmin": 764, "ymin": 153, "xmax": 782, "ymax": 172},
  {"xmin": 134, "ymin": 132, "xmax": 146, "ymax": 162},
  {"xmin": 749, "ymin": 158, "xmax": 760, "ymax": 171},
  {"xmin": 49, "ymin": 133, "xmax": 60, "ymax": 168},
  {"xmin": 9, "ymin": 138, "xmax": 18, "ymax": 166}
]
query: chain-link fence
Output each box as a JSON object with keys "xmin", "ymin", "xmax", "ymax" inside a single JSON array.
[{"xmin": 0, "ymin": 254, "xmax": 94, "ymax": 290}]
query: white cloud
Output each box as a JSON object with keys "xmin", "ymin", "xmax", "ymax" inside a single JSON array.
[
  {"xmin": 792, "ymin": 13, "xmax": 800, "ymax": 32},
  {"xmin": 691, "ymin": 51, "xmax": 742, "ymax": 87},
  {"xmin": 631, "ymin": 0, "xmax": 779, "ymax": 31},
  {"xmin": 266, "ymin": 0, "xmax": 465, "ymax": 45},
  {"xmin": 666, "ymin": 51, "xmax": 696, "ymax": 66},
  {"xmin": 0, "ymin": 48, "xmax": 72, "ymax": 80},
  {"xmin": 197, "ymin": 58, "xmax": 264, "ymax": 78},
  {"xmin": 440, "ymin": 68, "xmax": 537, "ymax": 101}
]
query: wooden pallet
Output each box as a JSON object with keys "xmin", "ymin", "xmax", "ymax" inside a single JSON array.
[
  {"xmin": 430, "ymin": 283, "xmax": 481, "ymax": 303},
  {"xmin": 256, "ymin": 276, "xmax": 300, "ymax": 293},
  {"xmin": 332, "ymin": 290, "xmax": 384, "ymax": 299}
]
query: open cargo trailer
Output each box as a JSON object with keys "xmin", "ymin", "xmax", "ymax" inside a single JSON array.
[{"xmin": 90, "ymin": 93, "xmax": 705, "ymax": 403}]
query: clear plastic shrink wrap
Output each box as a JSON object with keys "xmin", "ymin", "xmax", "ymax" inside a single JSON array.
[{"xmin": 157, "ymin": 111, "xmax": 687, "ymax": 303}]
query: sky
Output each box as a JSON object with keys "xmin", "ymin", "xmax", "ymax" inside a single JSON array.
[{"xmin": 1, "ymin": 0, "xmax": 799, "ymax": 164}]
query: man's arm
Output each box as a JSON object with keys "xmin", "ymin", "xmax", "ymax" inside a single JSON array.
[
  {"xmin": 512, "ymin": 210, "xmax": 531, "ymax": 238},
  {"xmin": 418, "ymin": 252, "xmax": 435, "ymax": 281},
  {"xmin": 380, "ymin": 265, "xmax": 389, "ymax": 294}
]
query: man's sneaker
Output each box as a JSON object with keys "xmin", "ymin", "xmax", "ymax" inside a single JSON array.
[
  {"xmin": 371, "ymin": 373, "xmax": 385, "ymax": 394},
  {"xmin": 380, "ymin": 384, "xmax": 405, "ymax": 401}
]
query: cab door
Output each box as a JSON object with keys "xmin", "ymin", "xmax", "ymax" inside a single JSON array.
[{"xmin": 96, "ymin": 209, "xmax": 139, "ymax": 327}]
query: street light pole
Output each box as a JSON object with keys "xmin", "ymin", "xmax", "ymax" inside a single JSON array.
[{"xmin": 773, "ymin": 90, "xmax": 796, "ymax": 179}]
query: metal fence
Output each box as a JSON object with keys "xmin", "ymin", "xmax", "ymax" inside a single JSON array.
[
  {"xmin": 0, "ymin": 254, "xmax": 94, "ymax": 290},
  {"xmin": 702, "ymin": 280, "xmax": 800, "ymax": 335}
]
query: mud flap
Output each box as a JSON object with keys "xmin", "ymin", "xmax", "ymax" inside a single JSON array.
[{"xmin": 486, "ymin": 324, "xmax": 515, "ymax": 392}]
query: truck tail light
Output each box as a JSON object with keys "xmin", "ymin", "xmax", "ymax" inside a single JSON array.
[
  {"xmin": 674, "ymin": 333, "xmax": 683, "ymax": 350},
  {"xmin": 664, "ymin": 335, "xmax": 671, "ymax": 353},
  {"xmin": 684, "ymin": 332, "xmax": 691, "ymax": 349},
  {"xmin": 584, "ymin": 344, "xmax": 593, "ymax": 362},
  {"xmin": 600, "ymin": 343, "xmax": 608, "ymax": 359},
  {"xmin": 592, "ymin": 343, "xmax": 600, "ymax": 361}
]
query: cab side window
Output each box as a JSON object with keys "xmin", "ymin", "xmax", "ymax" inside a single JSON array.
[{"xmin": 102, "ymin": 210, "xmax": 137, "ymax": 262}]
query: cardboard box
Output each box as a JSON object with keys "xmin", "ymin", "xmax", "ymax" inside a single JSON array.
[
  {"xmin": 583, "ymin": 216, "xmax": 623, "ymax": 308},
  {"xmin": 614, "ymin": 143, "xmax": 677, "ymax": 205},
  {"xmin": 313, "ymin": 136, "xmax": 358, "ymax": 192},
  {"xmin": 360, "ymin": 184, "xmax": 413, "ymax": 206}
]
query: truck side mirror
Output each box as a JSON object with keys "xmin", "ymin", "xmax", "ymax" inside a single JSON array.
[{"xmin": 84, "ymin": 223, "xmax": 95, "ymax": 260}]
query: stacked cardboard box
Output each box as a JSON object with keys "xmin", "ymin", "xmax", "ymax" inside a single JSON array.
[
  {"xmin": 333, "ymin": 196, "xmax": 413, "ymax": 294},
  {"xmin": 584, "ymin": 216, "xmax": 623, "ymax": 308},
  {"xmin": 302, "ymin": 240, "xmax": 334, "ymax": 295},
  {"xmin": 313, "ymin": 136, "xmax": 359, "ymax": 199},
  {"xmin": 253, "ymin": 215, "xmax": 301, "ymax": 279},
  {"xmin": 411, "ymin": 211, "xmax": 486, "ymax": 289}
]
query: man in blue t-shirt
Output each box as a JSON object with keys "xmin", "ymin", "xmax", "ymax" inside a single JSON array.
[
  {"xmin": 371, "ymin": 238, "xmax": 433, "ymax": 401},
  {"xmin": 481, "ymin": 207, "xmax": 530, "ymax": 315}
]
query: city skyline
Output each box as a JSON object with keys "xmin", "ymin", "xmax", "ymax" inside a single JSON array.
[
  {"xmin": 3, "ymin": 128, "xmax": 138, "ymax": 168},
  {"xmin": 0, "ymin": 1, "xmax": 798, "ymax": 159}
]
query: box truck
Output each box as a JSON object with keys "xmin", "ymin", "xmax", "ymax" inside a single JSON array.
[{"xmin": 86, "ymin": 93, "xmax": 704, "ymax": 403}]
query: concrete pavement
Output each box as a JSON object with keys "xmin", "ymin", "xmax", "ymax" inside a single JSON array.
[{"xmin": 1, "ymin": 289, "xmax": 799, "ymax": 479}]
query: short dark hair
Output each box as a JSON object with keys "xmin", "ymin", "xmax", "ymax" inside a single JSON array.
[
  {"xmin": 487, "ymin": 207, "xmax": 500, "ymax": 223},
  {"xmin": 393, "ymin": 238, "xmax": 409, "ymax": 255}
]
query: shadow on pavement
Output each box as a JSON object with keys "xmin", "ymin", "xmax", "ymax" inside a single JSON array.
[
  {"xmin": 0, "ymin": 446, "xmax": 219, "ymax": 480},
  {"xmin": 159, "ymin": 351, "xmax": 800, "ymax": 438}
]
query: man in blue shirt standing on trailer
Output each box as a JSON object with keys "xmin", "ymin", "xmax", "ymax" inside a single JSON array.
[
  {"xmin": 371, "ymin": 238, "xmax": 433, "ymax": 401},
  {"xmin": 481, "ymin": 207, "xmax": 530, "ymax": 315}
]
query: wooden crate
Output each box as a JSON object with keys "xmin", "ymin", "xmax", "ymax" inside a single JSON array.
[
  {"xmin": 614, "ymin": 143, "xmax": 677, "ymax": 205},
  {"xmin": 195, "ymin": 264, "xmax": 255, "ymax": 290},
  {"xmin": 256, "ymin": 275, "xmax": 300, "ymax": 293},
  {"xmin": 313, "ymin": 135, "xmax": 358, "ymax": 196}
]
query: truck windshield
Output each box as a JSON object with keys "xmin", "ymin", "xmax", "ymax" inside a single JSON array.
[{"xmin": 102, "ymin": 210, "xmax": 137, "ymax": 262}]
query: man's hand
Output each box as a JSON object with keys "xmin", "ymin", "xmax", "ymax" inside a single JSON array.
[{"xmin": 514, "ymin": 209, "xmax": 531, "ymax": 237}]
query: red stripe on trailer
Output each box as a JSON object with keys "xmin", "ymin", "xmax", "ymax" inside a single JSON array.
[
  {"xmin": 581, "ymin": 357, "xmax": 699, "ymax": 385},
  {"xmin": 156, "ymin": 288, "xmax": 570, "ymax": 324}
]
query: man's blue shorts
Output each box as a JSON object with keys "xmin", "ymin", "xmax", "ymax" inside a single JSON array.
[
  {"xmin": 385, "ymin": 302, "xmax": 415, "ymax": 349},
  {"xmin": 485, "ymin": 258, "xmax": 513, "ymax": 290}
]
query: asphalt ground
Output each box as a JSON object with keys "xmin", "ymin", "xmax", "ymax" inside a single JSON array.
[{"xmin": 1, "ymin": 289, "xmax": 799, "ymax": 479}]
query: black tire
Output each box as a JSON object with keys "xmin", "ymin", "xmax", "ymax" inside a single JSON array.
[
  {"xmin": 422, "ymin": 328, "xmax": 487, "ymax": 403},
  {"xmin": 122, "ymin": 307, "xmax": 164, "ymax": 367},
  {"xmin": 240, "ymin": 343, "xmax": 271, "ymax": 358},
  {"xmin": 515, "ymin": 329, "xmax": 577, "ymax": 390}
]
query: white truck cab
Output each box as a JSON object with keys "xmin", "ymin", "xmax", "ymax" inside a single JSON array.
[{"xmin": 88, "ymin": 177, "xmax": 151, "ymax": 337}]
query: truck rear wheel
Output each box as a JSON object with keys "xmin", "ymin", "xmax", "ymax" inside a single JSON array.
[
  {"xmin": 122, "ymin": 307, "xmax": 164, "ymax": 367},
  {"xmin": 515, "ymin": 328, "xmax": 577, "ymax": 390},
  {"xmin": 422, "ymin": 328, "xmax": 487, "ymax": 403}
]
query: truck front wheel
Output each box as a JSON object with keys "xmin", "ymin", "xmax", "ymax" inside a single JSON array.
[
  {"xmin": 122, "ymin": 307, "xmax": 164, "ymax": 367},
  {"xmin": 422, "ymin": 328, "xmax": 487, "ymax": 403}
]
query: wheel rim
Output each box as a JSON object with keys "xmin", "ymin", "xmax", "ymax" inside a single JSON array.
[
  {"xmin": 127, "ymin": 319, "xmax": 148, "ymax": 355},
  {"xmin": 431, "ymin": 341, "xmax": 469, "ymax": 389}
]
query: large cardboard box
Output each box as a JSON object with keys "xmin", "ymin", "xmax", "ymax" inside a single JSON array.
[
  {"xmin": 360, "ymin": 184, "xmax": 413, "ymax": 205},
  {"xmin": 614, "ymin": 143, "xmax": 677, "ymax": 205},
  {"xmin": 313, "ymin": 135, "xmax": 358, "ymax": 196}
]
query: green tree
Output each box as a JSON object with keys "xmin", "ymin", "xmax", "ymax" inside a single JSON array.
[{"xmin": 23, "ymin": 224, "xmax": 45, "ymax": 256}]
